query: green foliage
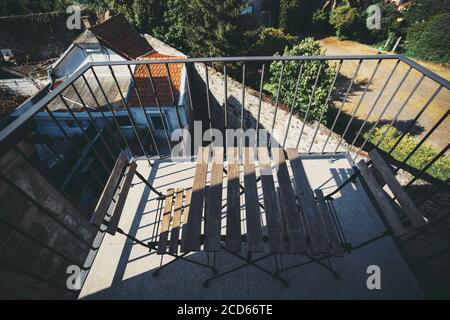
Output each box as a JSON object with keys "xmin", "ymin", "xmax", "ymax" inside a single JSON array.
[
  {"xmin": 405, "ymin": 13, "xmax": 450, "ymax": 63},
  {"xmin": 105, "ymin": 0, "xmax": 163, "ymax": 33},
  {"xmin": 310, "ymin": 9, "xmax": 333, "ymax": 35},
  {"xmin": 0, "ymin": 0, "xmax": 71, "ymax": 15},
  {"xmin": 186, "ymin": 0, "xmax": 255, "ymax": 58},
  {"xmin": 330, "ymin": 4, "xmax": 361, "ymax": 39},
  {"xmin": 262, "ymin": 0, "xmax": 280, "ymax": 26},
  {"xmin": 279, "ymin": 0, "xmax": 315, "ymax": 36},
  {"xmin": 363, "ymin": 1, "xmax": 404, "ymax": 44},
  {"xmin": 366, "ymin": 125, "xmax": 450, "ymax": 182},
  {"xmin": 256, "ymin": 27, "xmax": 297, "ymax": 56},
  {"xmin": 404, "ymin": 0, "xmax": 450, "ymax": 24},
  {"xmin": 152, "ymin": 0, "xmax": 189, "ymax": 53},
  {"xmin": 264, "ymin": 38, "xmax": 336, "ymax": 122}
]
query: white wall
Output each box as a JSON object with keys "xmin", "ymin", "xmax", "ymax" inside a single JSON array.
[{"xmin": 52, "ymin": 45, "xmax": 128, "ymax": 81}]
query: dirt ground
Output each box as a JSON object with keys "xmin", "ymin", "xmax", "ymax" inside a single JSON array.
[{"xmin": 320, "ymin": 37, "xmax": 449, "ymax": 150}]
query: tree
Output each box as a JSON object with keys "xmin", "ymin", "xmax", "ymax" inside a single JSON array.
[
  {"xmin": 104, "ymin": 0, "xmax": 163, "ymax": 33},
  {"xmin": 186, "ymin": 0, "xmax": 255, "ymax": 58},
  {"xmin": 329, "ymin": 3, "xmax": 361, "ymax": 39},
  {"xmin": 279, "ymin": 0, "xmax": 315, "ymax": 36},
  {"xmin": 404, "ymin": 0, "xmax": 450, "ymax": 24},
  {"xmin": 406, "ymin": 13, "xmax": 450, "ymax": 63},
  {"xmin": 153, "ymin": 0, "xmax": 190, "ymax": 53},
  {"xmin": 264, "ymin": 38, "xmax": 336, "ymax": 122},
  {"xmin": 256, "ymin": 27, "xmax": 298, "ymax": 56}
]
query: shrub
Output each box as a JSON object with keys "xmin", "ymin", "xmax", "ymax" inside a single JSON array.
[
  {"xmin": 310, "ymin": 9, "xmax": 333, "ymax": 35},
  {"xmin": 264, "ymin": 38, "xmax": 336, "ymax": 122},
  {"xmin": 404, "ymin": 0, "xmax": 450, "ymax": 25},
  {"xmin": 256, "ymin": 27, "xmax": 298, "ymax": 56},
  {"xmin": 330, "ymin": 4, "xmax": 361, "ymax": 39},
  {"xmin": 365, "ymin": 125, "xmax": 450, "ymax": 182},
  {"xmin": 362, "ymin": 1, "xmax": 404, "ymax": 44},
  {"xmin": 279, "ymin": 0, "xmax": 315, "ymax": 36},
  {"xmin": 405, "ymin": 13, "xmax": 450, "ymax": 63}
]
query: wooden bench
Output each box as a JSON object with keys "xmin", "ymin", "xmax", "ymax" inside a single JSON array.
[
  {"xmin": 357, "ymin": 149, "xmax": 426, "ymax": 237},
  {"xmin": 90, "ymin": 150, "xmax": 137, "ymax": 235}
]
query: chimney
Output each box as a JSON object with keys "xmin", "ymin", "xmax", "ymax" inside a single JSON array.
[
  {"xmin": 104, "ymin": 10, "xmax": 111, "ymax": 21},
  {"xmin": 81, "ymin": 16, "xmax": 91, "ymax": 29}
]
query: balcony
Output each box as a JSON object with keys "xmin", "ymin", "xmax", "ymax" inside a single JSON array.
[{"xmin": 0, "ymin": 55, "xmax": 448, "ymax": 299}]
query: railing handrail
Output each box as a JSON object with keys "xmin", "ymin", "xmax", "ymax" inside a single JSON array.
[
  {"xmin": 398, "ymin": 55, "xmax": 450, "ymax": 89},
  {"xmin": 1, "ymin": 54, "xmax": 448, "ymax": 148}
]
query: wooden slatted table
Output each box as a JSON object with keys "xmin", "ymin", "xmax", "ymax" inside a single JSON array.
[{"xmin": 152, "ymin": 146, "xmax": 344, "ymax": 286}]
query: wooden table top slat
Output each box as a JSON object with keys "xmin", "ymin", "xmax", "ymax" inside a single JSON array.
[
  {"xmin": 225, "ymin": 147, "xmax": 242, "ymax": 252},
  {"xmin": 273, "ymin": 148, "xmax": 308, "ymax": 253},
  {"xmin": 369, "ymin": 150, "xmax": 425, "ymax": 228},
  {"xmin": 258, "ymin": 147, "xmax": 285, "ymax": 253},
  {"xmin": 357, "ymin": 160, "xmax": 407, "ymax": 237},
  {"xmin": 286, "ymin": 148, "xmax": 329, "ymax": 254},
  {"xmin": 315, "ymin": 189, "xmax": 343, "ymax": 256},
  {"xmin": 205, "ymin": 147, "xmax": 224, "ymax": 251},
  {"xmin": 169, "ymin": 188, "xmax": 184, "ymax": 255},
  {"xmin": 243, "ymin": 147, "xmax": 264, "ymax": 252},
  {"xmin": 158, "ymin": 188, "xmax": 174, "ymax": 254},
  {"xmin": 181, "ymin": 147, "xmax": 209, "ymax": 252}
]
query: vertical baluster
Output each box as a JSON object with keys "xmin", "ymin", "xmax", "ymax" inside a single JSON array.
[
  {"xmin": 145, "ymin": 64, "xmax": 172, "ymax": 152},
  {"xmin": 296, "ymin": 63, "xmax": 323, "ymax": 150},
  {"xmin": 108, "ymin": 65, "xmax": 149, "ymax": 161},
  {"xmin": 308, "ymin": 60, "xmax": 342, "ymax": 153},
  {"xmin": 355, "ymin": 66, "xmax": 413, "ymax": 161},
  {"xmin": 322, "ymin": 59, "xmax": 362, "ymax": 153},
  {"xmin": 334, "ymin": 59, "xmax": 381, "ymax": 153},
  {"xmin": 126, "ymin": 64, "xmax": 160, "ymax": 159},
  {"xmin": 348, "ymin": 60, "xmax": 400, "ymax": 153}
]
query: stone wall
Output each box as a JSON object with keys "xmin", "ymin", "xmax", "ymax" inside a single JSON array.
[{"xmin": 191, "ymin": 64, "xmax": 353, "ymax": 155}]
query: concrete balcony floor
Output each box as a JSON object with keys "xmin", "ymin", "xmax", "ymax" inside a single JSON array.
[{"xmin": 79, "ymin": 153, "xmax": 424, "ymax": 299}]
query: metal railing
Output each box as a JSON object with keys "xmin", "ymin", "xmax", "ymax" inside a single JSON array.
[{"xmin": 0, "ymin": 55, "xmax": 448, "ymax": 297}]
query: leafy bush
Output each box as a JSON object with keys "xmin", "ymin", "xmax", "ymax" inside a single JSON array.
[
  {"xmin": 264, "ymin": 38, "xmax": 336, "ymax": 122},
  {"xmin": 279, "ymin": 0, "xmax": 315, "ymax": 36},
  {"xmin": 404, "ymin": 0, "xmax": 450, "ymax": 24},
  {"xmin": 366, "ymin": 125, "xmax": 450, "ymax": 182},
  {"xmin": 405, "ymin": 13, "xmax": 450, "ymax": 63},
  {"xmin": 330, "ymin": 4, "xmax": 361, "ymax": 39},
  {"xmin": 310, "ymin": 9, "xmax": 333, "ymax": 35},
  {"xmin": 362, "ymin": 1, "xmax": 405, "ymax": 44},
  {"xmin": 256, "ymin": 28, "xmax": 298, "ymax": 56}
]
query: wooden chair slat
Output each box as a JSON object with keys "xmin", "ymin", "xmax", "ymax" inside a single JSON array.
[
  {"xmin": 258, "ymin": 147, "xmax": 285, "ymax": 253},
  {"xmin": 273, "ymin": 148, "xmax": 308, "ymax": 254},
  {"xmin": 91, "ymin": 150, "xmax": 128, "ymax": 227},
  {"xmin": 358, "ymin": 160, "xmax": 407, "ymax": 237},
  {"xmin": 205, "ymin": 147, "xmax": 224, "ymax": 251},
  {"xmin": 225, "ymin": 147, "xmax": 242, "ymax": 252},
  {"xmin": 315, "ymin": 189, "xmax": 343, "ymax": 256},
  {"xmin": 286, "ymin": 148, "xmax": 328, "ymax": 254},
  {"xmin": 369, "ymin": 150, "xmax": 425, "ymax": 228},
  {"xmin": 169, "ymin": 188, "xmax": 184, "ymax": 255},
  {"xmin": 107, "ymin": 161, "xmax": 137, "ymax": 235},
  {"xmin": 157, "ymin": 189, "xmax": 174, "ymax": 254},
  {"xmin": 243, "ymin": 147, "xmax": 264, "ymax": 252}
]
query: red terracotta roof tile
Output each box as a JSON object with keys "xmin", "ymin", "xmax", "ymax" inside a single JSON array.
[{"xmin": 128, "ymin": 52, "xmax": 185, "ymax": 107}]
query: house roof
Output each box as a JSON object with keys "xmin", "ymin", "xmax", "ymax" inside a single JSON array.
[
  {"xmin": 128, "ymin": 52, "xmax": 185, "ymax": 107},
  {"xmin": 76, "ymin": 13, "xmax": 154, "ymax": 59}
]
